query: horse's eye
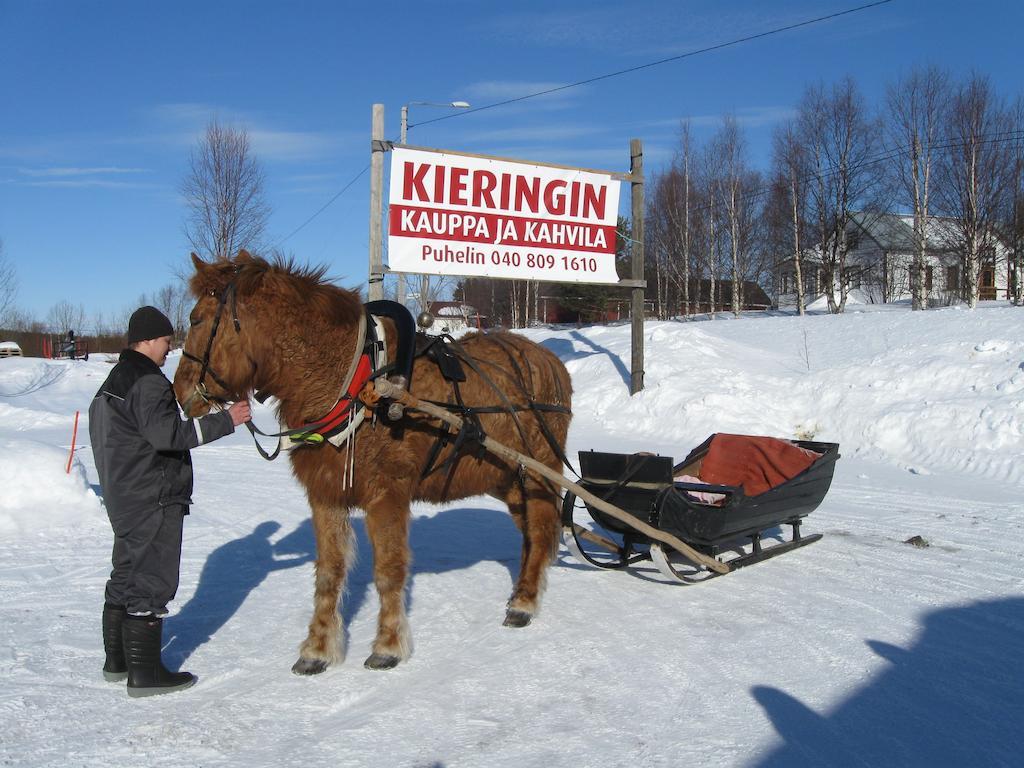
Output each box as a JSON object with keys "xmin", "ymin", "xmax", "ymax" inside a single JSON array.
[{"xmin": 190, "ymin": 317, "xmax": 204, "ymax": 327}]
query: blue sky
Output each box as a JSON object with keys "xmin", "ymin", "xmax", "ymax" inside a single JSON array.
[{"xmin": 2, "ymin": 0, "xmax": 1022, "ymax": 325}]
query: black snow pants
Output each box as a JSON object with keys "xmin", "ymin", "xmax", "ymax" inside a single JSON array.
[{"xmin": 105, "ymin": 504, "xmax": 188, "ymax": 616}]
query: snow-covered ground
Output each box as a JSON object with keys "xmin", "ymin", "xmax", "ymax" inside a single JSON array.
[{"xmin": 2, "ymin": 303, "xmax": 1022, "ymax": 767}]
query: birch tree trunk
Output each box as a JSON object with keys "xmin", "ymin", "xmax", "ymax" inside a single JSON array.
[
  {"xmin": 887, "ymin": 67, "xmax": 948, "ymax": 311},
  {"xmin": 937, "ymin": 75, "xmax": 1010, "ymax": 309}
]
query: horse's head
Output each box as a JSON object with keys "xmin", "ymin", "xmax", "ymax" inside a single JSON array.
[
  {"xmin": 173, "ymin": 249, "xmax": 364, "ymax": 418},
  {"xmin": 173, "ymin": 250, "xmax": 261, "ymax": 417}
]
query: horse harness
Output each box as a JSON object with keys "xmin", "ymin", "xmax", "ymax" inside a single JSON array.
[
  {"xmin": 182, "ymin": 280, "xmax": 572, "ymax": 484},
  {"xmin": 413, "ymin": 333, "xmax": 574, "ymax": 491}
]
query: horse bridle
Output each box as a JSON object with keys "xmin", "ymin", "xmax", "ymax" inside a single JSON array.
[{"xmin": 180, "ymin": 280, "xmax": 241, "ymax": 416}]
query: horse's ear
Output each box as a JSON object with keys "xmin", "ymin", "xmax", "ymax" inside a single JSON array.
[
  {"xmin": 236, "ymin": 248, "xmax": 254, "ymax": 263},
  {"xmin": 189, "ymin": 252, "xmax": 221, "ymax": 297}
]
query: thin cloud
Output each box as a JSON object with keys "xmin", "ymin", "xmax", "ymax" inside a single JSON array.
[
  {"xmin": 643, "ymin": 106, "xmax": 796, "ymax": 130},
  {"xmin": 479, "ymin": 5, "xmax": 782, "ymax": 57},
  {"xmin": 145, "ymin": 102, "xmax": 357, "ymax": 162},
  {"xmin": 24, "ymin": 179, "xmax": 155, "ymax": 189},
  {"xmin": 19, "ymin": 166, "xmax": 150, "ymax": 177},
  {"xmin": 249, "ymin": 129, "xmax": 350, "ymax": 162}
]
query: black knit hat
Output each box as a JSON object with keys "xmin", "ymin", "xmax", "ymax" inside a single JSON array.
[{"xmin": 127, "ymin": 306, "xmax": 174, "ymax": 344}]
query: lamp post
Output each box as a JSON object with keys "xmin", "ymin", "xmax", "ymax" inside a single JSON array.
[{"xmin": 396, "ymin": 100, "xmax": 470, "ymax": 308}]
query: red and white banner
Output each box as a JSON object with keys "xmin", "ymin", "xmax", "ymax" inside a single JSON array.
[{"xmin": 387, "ymin": 147, "xmax": 621, "ymax": 284}]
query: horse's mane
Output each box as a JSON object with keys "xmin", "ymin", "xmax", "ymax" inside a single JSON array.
[{"xmin": 191, "ymin": 251, "xmax": 363, "ymax": 328}]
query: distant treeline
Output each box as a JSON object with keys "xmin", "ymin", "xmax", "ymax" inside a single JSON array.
[{"xmin": 0, "ymin": 328, "xmax": 126, "ymax": 358}]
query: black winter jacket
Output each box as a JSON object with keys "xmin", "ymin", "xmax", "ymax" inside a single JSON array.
[{"xmin": 89, "ymin": 349, "xmax": 234, "ymax": 528}]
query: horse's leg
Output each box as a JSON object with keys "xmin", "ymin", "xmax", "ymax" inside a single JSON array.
[
  {"xmin": 292, "ymin": 501, "xmax": 354, "ymax": 675},
  {"xmin": 503, "ymin": 479, "xmax": 561, "ymax": 628},
  {"xmin": 361, "ymin": 488, "xmax": 413, "ymax": 670}
]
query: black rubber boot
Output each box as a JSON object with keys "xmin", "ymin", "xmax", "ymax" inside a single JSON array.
[
  {"xmin": 122, "ymin": 615, "xmax": 196, "ymax": 698},
  {"xmin": 102, "ymin": 603, "xmax": 128, "ymax": 682}
]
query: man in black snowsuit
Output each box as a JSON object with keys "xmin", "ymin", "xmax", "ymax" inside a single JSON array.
[{"xmin": 89, "ymin": 306, "xmax": 251, "ymax": 697}]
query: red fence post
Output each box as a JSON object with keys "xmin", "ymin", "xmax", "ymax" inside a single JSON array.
[{"xmin": 66, "ymin": 410, "xmax": 80, "ymax": 474}]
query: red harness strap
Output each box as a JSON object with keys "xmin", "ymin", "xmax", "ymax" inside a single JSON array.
[
  {"xmin": 309, "ymin": 354, "xmax": 374, "ymax": 437},
  {"xmin": 288, "ymin": 352, "xmax": 374, "ymax": 441}
]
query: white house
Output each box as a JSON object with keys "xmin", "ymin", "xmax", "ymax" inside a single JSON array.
[
  {"xmin": 776, "ymin": 212, "xmax": 1015, "ymax": 307},
  {"xmin": 425, "ymin": 302, "xmax": 484, "ymax": 335}
]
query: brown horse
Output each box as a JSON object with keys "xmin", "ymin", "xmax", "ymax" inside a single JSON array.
[{"xmin": 173, "ymin": 251, "xmax": 572, "ymax": 673}]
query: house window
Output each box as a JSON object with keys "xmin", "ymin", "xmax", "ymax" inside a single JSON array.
[
  {"xmin": 946, "ymin": 266, "xmax": 959, "ymax": 291},
  {"xmin": 780, "ymin": 272, "xmax": 793, "ymax": 294},
  {"xmin": 925, "ymin": 266, "xmax": 933, "ymax": 292},
  {"xmin": 803, "ymin": 267, "xmax": 819, "ymax": 295}
]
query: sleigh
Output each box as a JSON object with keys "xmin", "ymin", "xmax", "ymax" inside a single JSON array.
[{"xmin": 560, "ymin": 434, "xmax": 840, "ymax": 583}]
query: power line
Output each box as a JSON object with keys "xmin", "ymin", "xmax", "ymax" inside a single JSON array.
[
  {"xmin": 270, "ymin": 164, "xmax": 369, "ymax": 249},
  {"xmin": 413, "ymin": 1, "xmax": 896, "ymax": 130}
]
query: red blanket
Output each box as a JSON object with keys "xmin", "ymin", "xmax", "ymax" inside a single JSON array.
[{"xmin": 699, "ymin": 434, "xmax": 821, "ymax": 497}]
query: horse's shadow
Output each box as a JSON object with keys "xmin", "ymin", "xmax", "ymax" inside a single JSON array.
[
  {"xmin": 163, "ymin": 506, "xmax": 522, "ymax": 665},
  {"xmin": 163, "ymin": 520, "xmax": 314, "ymax": 666}
]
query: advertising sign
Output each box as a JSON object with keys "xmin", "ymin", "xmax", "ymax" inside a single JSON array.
[{"xmin": 387, "ymin": 147, "xmax": 621, "ymax": 284}]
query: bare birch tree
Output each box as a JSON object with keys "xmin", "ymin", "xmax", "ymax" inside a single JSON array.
[
  {"xmin": 666, "ymin": 122, "xmax": 697, "ymax": 319},
  {"xmin": 1004, "ymin": 97, "xmax": 1024, "ymax": 306},
  {"xmin": 182, "ymin": 120, "xmax": 270, "ymax": 261},
  {"xmin": 674, "ymin": 123, "xmax": 696, "ymax": 317},
  {"xmin": 0, "ymin": 239, "xmax": 17, "ymax": 326},
  {"xmin": 886, "ymin": 66, "xmax": 949, "ymax": 310},
  {"xmin": 153, "ymin": 280, "xmax": 192, "ymax": 342},
  {"xmin": 771, "ymin": 121, "xmax": 810, "ymax": 314},
  {"xmin": 647, "ymin": 121, "xmax": 698, "ymax": 319},
  {"xmin": 699, "ymin": 139, "xmax": 728, "ymax": 318},
  {"xmin": 713, "ymin": 116, "xmax": 747, "ymax": 316},
  {"xmin": 799, "ymin": 78, "xmax": 882, "ymax": 313},
  {"xmin": 48, "ymin": 300, "xmax": 86, "ymax": 336},
  {"xmin": 936, "ymin": 74, "xmax": 1010, "ymax": 308}
]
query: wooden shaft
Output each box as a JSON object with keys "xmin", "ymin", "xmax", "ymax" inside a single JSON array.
[{"xmin": 364, "ymin": 379, "xmax": 730, "ymax": 574}]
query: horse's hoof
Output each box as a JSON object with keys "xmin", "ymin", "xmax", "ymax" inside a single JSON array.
[
  {"xmin": 291, "ymin": 657, "xmax": 329, "ymax": 676},
  {"xmin": 503, "ymin": 609, "xmax": 533, "ymax": 628},
  {"xmin": 364, "ymin": 653, "xmax": 401, "ymax": 670}
]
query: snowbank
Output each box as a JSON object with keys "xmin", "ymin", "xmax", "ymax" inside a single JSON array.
[{"xmin": 0, "ymin": 437, "xmax": 105, "ymax": 535}]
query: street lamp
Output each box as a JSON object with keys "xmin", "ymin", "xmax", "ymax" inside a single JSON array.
[
  {"xmin": 400, "ymin": 100, "xmax": 471, "ymax": 145},
  {"xmin": 396, "ymin": 100, "xmax": 470, "ymax": 306}
]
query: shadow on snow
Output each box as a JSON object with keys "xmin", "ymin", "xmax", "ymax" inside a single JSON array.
[
  {"xmin": 751, "ymin": 596, "xmax": 1024, "ymax": 767},
  {"xmin": 539, "ymin": 333, "xmax": 631, "ymax": 388}
]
